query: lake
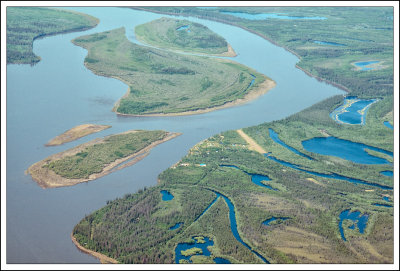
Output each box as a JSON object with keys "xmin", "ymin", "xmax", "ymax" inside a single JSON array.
[
  {"xmin": 330, "ymin": 97, "xmax": 378, "ymax": 125},
  {"xmin": 6, "ymin": 7, "xmax": 343, "ymax": 263}
]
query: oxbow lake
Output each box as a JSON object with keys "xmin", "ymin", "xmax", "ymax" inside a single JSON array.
[{"xmin": 6, "ymin": 7, "xmax": 343, "ymax": 263}]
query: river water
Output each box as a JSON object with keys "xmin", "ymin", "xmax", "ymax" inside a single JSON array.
[{"xmin": 6, "ymin": 7, "xmax": 343, "ymax": 263}]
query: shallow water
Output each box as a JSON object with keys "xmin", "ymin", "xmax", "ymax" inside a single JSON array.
[
  {"xmin": 268, "ymin": 128, "xmax": 313, "ymax": 160},
  {"xmin": 338, "ymin": 210, "xmax": 369, "ymax": 241},
  {"xmin": 262, "ymin": 216, "xmax": 289, "ymax": 226},
  {"xmin": 313, "ymin": 40, "xmax": 346, "ymax": 46},
  {"xmin": 354, "ymin": 60, "xmax": 380, "ymax": 71},
  {"xmin": 383, "ymin": 121, "xmax": 394, "ymax": 130},
  {"xmin": 6, "ymin": 7, "xmax": 343, "ymax": 263},
  {"xmin": 380, "ymin": 170, "xmax": 393, "ymax": 177},
  {"xmin": 220, "ymin": 165, "xmax": 276, "ymax": 190},
  {"xmin": 220, "ymin": 11, "xmax": 326, "ymax": 20},
  {"xmin": 161, "ymin": 190, "xmax": 174, "ymax": 201},
  {"xmin": 169, "ymin": 222, "xmax": 183, "ymax": 230},
  {"xmin": 175, "ymin": 237, "xmax": 213, "ymax": 263},
  {"xmin": 330, "ymin": 97, "xmax": 377, "ymax": 125}
]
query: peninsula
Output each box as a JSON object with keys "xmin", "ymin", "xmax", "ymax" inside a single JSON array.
[{"xmin": 45, "ymin": 124, "xmax": 111, "ymax": 146}]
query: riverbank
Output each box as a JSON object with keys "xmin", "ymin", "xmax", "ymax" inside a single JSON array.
[
  {"xmin": 45, "ymin": 124, "xmax": 111, "ymax": 146},
  {"xmin": 71, "ymin": 233, "xmax": 118, "ymax": 264},
  {"xmin": 28, "ymin": 131, "xmax": 181, "ymax": 188}
]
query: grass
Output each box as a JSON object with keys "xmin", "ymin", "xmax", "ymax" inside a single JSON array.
[
  {"xmin": 6, "ymin": 7, "xmax": 98, "ymax": 64},
  {"xmin": 135, "ymin": 17, "xmax": 232, "ymax": 56},
  {"xmin": 72, "ymin": 27, "xmax": 270, "ymax": 115}
]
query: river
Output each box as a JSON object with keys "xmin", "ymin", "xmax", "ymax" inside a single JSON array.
[{"xmin": 6, "ymin": 7, "xmax": 343, "ymax": 263}]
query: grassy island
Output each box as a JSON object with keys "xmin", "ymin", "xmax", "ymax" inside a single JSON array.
[
  {"xmin": 45, "ymin": 124, "xmax": 111, "ymax": 146},
  {"xmin": 28, "ymin": 130, "xmax": 180, "ymax": 188},
  {"xmin": 135, "ymin": 17, "xmax": 236, "ymax": 56},
  {"xmin": 72, "ymin": 27, "xmax": 274, "ymax": 116},
  {"xmin": 6, "ymin": 7, "xmax": 99, "ymax": 64}
]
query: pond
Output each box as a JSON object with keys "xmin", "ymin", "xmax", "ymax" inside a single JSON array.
[
  {"xmin": 330, "ymin": 97, "xmax": 378, "ymax": 125},
  {"xmin": 338, "ymin": 210, "xmax": 369, "ymax": 241},
  {"xmin": 160, "ymin": 190, "xmax": 174, "ymax": 201},
  {"xmin": 175, "ymin": 236, "xmax": 213, "ymax": 264},
  {"xmin": 220, "ymin": 165, "xmax": 276, "ymax": 190},
  {"xmin": 354, "ymin": 60, "xmax": 380, "ymax": 71},
  {"xmin": 268, "ymin": 128, "xmax": 312, "ymax": 160},
  {"xmin": 214, "ymin": 257, "xmax": 231, "ymax": 264},
  {"xmin": 383, "ymin": 121, "xmax": 394, "ymax": 130},
  {"xmin": 301, "ymin": 136, "xmax": 392, "ymax": 165},
  {"xmin": 372, "ymin": 203, "xmax": 392, "ymax": 208},
  {"xmin": 262, "ymin": 216, "xmax": 289, "ymax": 226},
  {"xmin": 220, "ymin": 11, "xmax": 326, "ymax": 20},
  {"xmin": 380, "ymin": 170, "xmax": 393, "ymax": 177},
  {"xmin": 313, "ymin": 40, "xmax": 346, "ymax": 46},
  {"xmin": 169, "ymin": 222, "xmax": 183, "ymax": 230},
  {"xmin": 176, "ymin": 25, "xmax": 190, "ymax": 32}
]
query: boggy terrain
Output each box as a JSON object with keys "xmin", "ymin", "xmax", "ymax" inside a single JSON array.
[
  {"xmin": 135, "ymin": 17, "xmax": 236, "ymax": 56},
  {"xmin": 6, "ymin": 7, "xmax": 99, "ymax": 64},
  {"xmin": 72, "ymin": 94, "xmax": 393, "ymax": 263},
  {"xmin": 28, "ymin": 130, "xmax": 180, "ymax": 188},
  {"xmin": 72, "ymin": 27, "xmax": 274, "ymax": 115}
]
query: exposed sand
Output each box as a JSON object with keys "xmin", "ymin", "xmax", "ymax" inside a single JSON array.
[
  {"xmin": 116, "ymin": 77, "xmax": 276, "ymax": 117},
  {"xmin": 45, "ymin": 124, "xmax": 111, "ymax": 146},
  {"xmin": 71, "ymin": 233, "xmax": 118, "ymax": 264},
  {"xmin": 28, "ymin": 131, "xmax": 181, "ymax": 188},
  {"xmin": 236, "ymin": 129, "xmax": 267, "ymax": 154}
]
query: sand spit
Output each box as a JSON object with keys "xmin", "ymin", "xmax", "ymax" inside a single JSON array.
[{"xmin": 45, "ymin": 124, "xmax": 111, "ymax": 146}]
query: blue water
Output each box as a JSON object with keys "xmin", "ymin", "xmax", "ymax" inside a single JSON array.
[
  {"xmin": 214, "ymin": 257, "xmax": 231, "ymax": 264},
  {"xmin": 262, "ymin": 216, "xmax": 289, "ymax": 226},
  {"xmin": 265, "ymin": 155, "xmax": 392, "ymax": 190},
  {"xmin": 354, "ymin": 61, "xmax": 380, "ymax": 71},
  {"xmin": 301, "ymin": 136, "xmax": 392, "ymax": 165},
  {"xmin": 160, "ymin": 190, "xmax": 174, "ymax": 201},
  {"xmin": 313, "ymin": 40, "xmax": 346, "ymax": 46},
  {"xmin": 372, "ymin": 203, "xmax": 393, "ymax": 208},
  {"xmin": 176, "ymin": 25, "xmax": 190, "ymax": 31},
  {"xmin": 169, "ymin": 222, "xmax": 183, "ymax": 230},
  {"xmin": 215, "ymin": 191, "xmax": 269, "ymax": 263},
  {"xmin": 383, "ymin": 121, "xmax": 394, "ymax": 130},
  {"xmin": 175, "ymin": 237, "xmax": 213, "ymax": 263},
  {"xmin": 220, "ymin": 165, "xmax": 276, "ymax": 190},
  {"xmin": 383, "ymin": 196, "xmax": 390, "ymax": 202},
  {"xmin": 330, "ymin": 97, "xmax": 377, "ymax": 125},
  {"xmin": 269, "ymin": 129, "xmax": 313, "ymax": 160},
  {"xmin": 338, "ymin": 210, "xmax": 369, "ymax": 241},
  {"xmin": 380, "ymin": 170, "xmax": 393, "ymax": 177},
  {"xmin": 220, "ymin": 11, "xmax": 326, "ymax": 20}
]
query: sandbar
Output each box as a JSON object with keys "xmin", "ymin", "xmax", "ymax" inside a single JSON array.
[{"xmin": 45, "ymin": 124, "xmax": 111, "ymax": 146}]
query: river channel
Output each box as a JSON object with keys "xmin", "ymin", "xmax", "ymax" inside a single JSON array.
[{"xmin": 6, "ymin": 7, "xmax": 344, "ymax": 263}]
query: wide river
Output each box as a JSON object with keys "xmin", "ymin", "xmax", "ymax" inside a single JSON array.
[{"xmin": 6, "ymin": 7, "xmax": 343, "ymax": 263}]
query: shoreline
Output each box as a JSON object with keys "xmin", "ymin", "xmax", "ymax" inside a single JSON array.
[
  {"xmin": 71, "ymin": 233, "xmax": 118, "ymax": 264},
  {"xmin": 28, "ymin": 131, "xmax": 181, "ymax": 188},
  {"xmin": 115, "ymin": 78, "xmax": 276, "ymax": 117},
  {"xmin": 45, "ymin": 124, "xmax": 111, "ymax": 146}
]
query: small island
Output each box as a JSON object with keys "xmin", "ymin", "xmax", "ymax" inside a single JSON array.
[
  {"xmin": 135, "ymin": 17, "xmax": 237, "ymax": 57},
  {"xmin": 28, "ymin": 130, "xmax": 181, "ymax": 188},
  {"xmin": 72, "ymin": 27, "xmax": 274, "ymax": 116},
  {"xmin": 45, "ymin": 124, "xmax": 111, "ymax": 146}
]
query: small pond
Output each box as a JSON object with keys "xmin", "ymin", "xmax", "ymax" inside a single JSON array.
[
  {"xmin": 383, "ymin": 196, "xmax": 390, "ymax": 202},
  {"xmin": 220, "ymin": 165, "xmax": 276, "ymax": 190},
  {"xmin": 220, "ymin": 11, "xmax": 326, "ymax": 20},
  {"xmin": 354, "ymin": 60, "xmax": 380, "ymax": 71},
  {"xmin": 160, "ymin": 190, "xmax": 174, "ymax": 201},
  {"xmin": 330, "ymin": 97, "xmax": 378, "ymax": 125},
  {"xmin": 214, "ymin": 257, "xmax": 231, "ymax": 264},
  {"xmin": 372, "ymin": 203, "xmax": 393, "ymax": 208},
  {"xmin": 176, "ymin": 25, "xmax": 190, "ymax": 32},
  {"xmin": 269, "ymin": 128, "xmax": 312, "ymax": 160},
  {"xmin": 338, "ymin": 210, "xmax": 369, "ymax": 241},
  {"xmin": 313, "ymin": 40, "xmax": 346, "ymax": 46},
  {"xmin": 265, "ymin": 154, "xmax": 392, "ymax": 190},
  {"xmin": 262, "ymin": 216, "xmax": 289, "ymax": 226},
  {"xmin": 169, "ymin": 222, "xmax": 183, "ymax": 230},
  {"xmin": 383, "ymin": 121, "xmax": 394, "ymax": 130},
  {"xmin": 380, "ymin": 170, "xmax": 393, "ymax": 177},
  {"xmin": 301, "ymin": 136, "xmax": 392, "ymax": 165}
]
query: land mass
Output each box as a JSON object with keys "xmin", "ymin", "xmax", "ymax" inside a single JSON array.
[
  {"xmin": 135, "ymin": 17, "xmax": 236, "ymax": 57},
  {"xmin": 6, "ymin": 7, "xmax": 99, "ymax": 64},
  {"xmin": 72, "ymin": 27, "xmax": 274, "ymax": 116},
  {"xmin": 45, "ymin": 124, "xmax": 111, "ymax": 146},
  {"xmin": 28, "ymin": 130, "xmax": 181, "ymax": 188}
]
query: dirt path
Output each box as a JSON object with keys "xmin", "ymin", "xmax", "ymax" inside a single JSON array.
[{"xmin": 236, "ymin": 129, "xmax": 267, "ymax": 154}]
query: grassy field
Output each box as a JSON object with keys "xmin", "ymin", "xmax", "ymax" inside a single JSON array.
[
  {"xmin": 6, "ymin": 7, "xmax": 98, "ymax": 64},
  {"xmin": 72, "ymin": 27, "xmax": 271, "ymax": 115},
  {"xmin": 135, "ymin": 17, "xmax": 235, "ymax": 56},
  {"xmin": 72, "ymin": 7, "xmax": 394, "ymax": 264}
]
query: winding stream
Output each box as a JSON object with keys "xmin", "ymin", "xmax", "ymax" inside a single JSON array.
[{"xmin": 6, "ymin": 7, "xmax": 344, "ymax": 263}]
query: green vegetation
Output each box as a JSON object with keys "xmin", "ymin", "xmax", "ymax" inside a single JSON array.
[
  {"xmin": 72, "ymin": 7, "xmax": 393, "ymax": 264},
  {"xmin": 135, "ymin": 17, "xmax": 232, "ymax": 55},
  {"xmin": 72, "ymin": 27, "xmax": 270, "ymax": 115},
  {"xmin": 181, "ymin": 247, "xmax": 203, "ymax": 257},
  {"xmin": 45, "ymin": 130, "xmax": 168, "ymax": 179},
  {"xmin": 6, "ymin": 7, "xmax": 98, "ymax": 64}
]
